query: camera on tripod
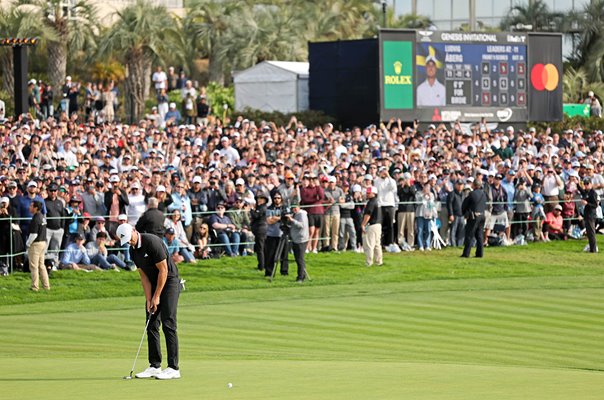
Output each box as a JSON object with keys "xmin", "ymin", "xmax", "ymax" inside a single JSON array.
[{"xmin": 280, "ymin": 206, "xmax": 293, "ymax": 233}]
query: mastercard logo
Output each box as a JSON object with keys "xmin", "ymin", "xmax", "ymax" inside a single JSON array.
[{"xmin": 530, "ymin": 63, "xmax": 559, "ymax": 91}]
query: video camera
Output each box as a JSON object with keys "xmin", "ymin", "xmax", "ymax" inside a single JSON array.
[{"xmin": 280, "ymin": 206, "xmax": 293, "ymax": 233}]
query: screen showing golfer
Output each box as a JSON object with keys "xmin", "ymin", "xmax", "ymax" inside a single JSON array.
[
  {"xmin": 117, "ymin": 223, "xmax": 182, "ymax": 380},
  {"xmin": 416, "ymin": 54, "xmax": 446, "ymax": 107}
]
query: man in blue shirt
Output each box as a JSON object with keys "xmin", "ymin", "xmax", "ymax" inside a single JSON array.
[
  {"xmin": 169, "ymin": 182, "xmax": 192, "ymax": 238},
  {"xmin": 60, "ymin": 233, "xmax": 100, "ymax": 271},
  {"xmin": 164, "ymin": 102, "xmax": 182, "ymax": 126}
]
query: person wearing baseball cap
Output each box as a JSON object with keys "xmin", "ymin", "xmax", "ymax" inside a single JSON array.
[
  {"xmin": 116, "ymin": 221, "xmax": 182, "ymax": 380},
  {"xmin": 300, "ymin": 169, "xmax": 325, "ymax": 254},
  {"xmin": 361, "ymin": 186, "xmax": 382, "ymax": 267},
  {"xmin": 544, "ymin": 203, "xmax": 566, "ymax": 241},
  {"xmin": 105, "ymin": 173, "xmax": 129, "ymax": 235}
]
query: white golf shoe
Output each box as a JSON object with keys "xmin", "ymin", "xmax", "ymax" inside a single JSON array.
[
  {"xmin": 135, "ymin": 366, "xmax": 161, "ymax": 379},
  {"xmin": 155, "ymin": 367, "xmax": 181, "ymax": 380}
]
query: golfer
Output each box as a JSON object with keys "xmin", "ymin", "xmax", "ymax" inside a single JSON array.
[
  {"xmin": 116, "ymin": 223, "xmax": 181, "ymax": 380},
  {"xmin": 416, "ymin": 55, "xmax": 446, "ymax": 106}
]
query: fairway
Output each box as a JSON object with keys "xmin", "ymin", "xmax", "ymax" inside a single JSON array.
[{"xmin": 1, "ymin": 243, "xmax": 603, "ymax": 399}]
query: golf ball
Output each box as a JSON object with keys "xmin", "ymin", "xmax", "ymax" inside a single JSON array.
[{"xmin": 227, "ymin": 383, "xmax": 233, "ymax": 388}]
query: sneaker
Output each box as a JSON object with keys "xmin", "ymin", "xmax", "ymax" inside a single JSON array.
[
  {"xmin": 135, "ymin": 366, "xmax": 161, "ymax": 379},
  {"xmin": 312, "ymin": 249, "xmax": 318, "ymax": 254},
  {"xmin": 155, "ymin": 367, "xmax": 181, "ymax": 380}
]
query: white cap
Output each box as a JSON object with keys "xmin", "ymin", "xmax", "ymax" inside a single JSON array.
[
  {"xmin": 27, "ymin": 181, "xmax": 37, "ymax": 188},
  {"xmin": 131, "ymin": 181, "xmax": 141, "ymax": 189},
  {"xmin": 169, "ymin": 102, "xmax": 176, "ymax": 109},
  {"xmin": 116, "ymin": 223, "xmax": 133, "ymax": 245},
  {"xmin": 364, "ymin": 174, "xmax": 373, "ymax": 181},
  {"xmin": 109, "ymin": 175, "xmax": 120, "ymax": 183},
  {"xmin": 0, "ymin": 197, "xmax": 9, "ymax": 204},
  {"xmin": 118, "ymin": 214, "xmax": 128, "ymax": 221},
  {"xmin": 156, "ymin": 185, "xmax": 166, "ymax": 192},
  {"xmin": 66, "ymin": 76, "xmax": 72, "ymax": 81},
  {"xmin": 367, "ymin": 186, "xmax": 378, "ymax": 195},
  {"xmin": 352, "ymin": 184, "xmax": 362, "ymax": 193},
  {"xmin": 328, "ymin": 176, "xmax": 337, "ymax": 183},
  {"xmin": 589, "ymin": 91, "xmax": 594, "ymax": 97},
  {"xmin": 235, "ymin": 178, "xmax": 245, "ymax": 186},
  {"xmin": 192, "ymin": 176, "xmax": 202, "ymax": 184}
]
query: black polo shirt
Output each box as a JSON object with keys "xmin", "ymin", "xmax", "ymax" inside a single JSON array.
[
  {"xmin": 130, "ymin": 233, "xmax": 179, "ymax": 286},
  {"xmin": 363, "ymin": 197, "xmax": 381, "ymax": 225},
  {"xmin": 29, "ymin": 211, "xmax": 47, "ymax": 242}
]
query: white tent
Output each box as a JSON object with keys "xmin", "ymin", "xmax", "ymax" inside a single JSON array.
[{"xmin": 234, "ymin": 61, "xmax": 309, "ymax": 113}]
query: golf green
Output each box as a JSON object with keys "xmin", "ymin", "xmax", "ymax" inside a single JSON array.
[{"xmin": 1, "ymin": 275, "xmax": 603, "ymax": 399}]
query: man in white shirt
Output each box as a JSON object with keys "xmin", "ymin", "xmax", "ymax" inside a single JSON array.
[
  {"xmin": 374, "ymin": 166, "xmax": 399, "ymax": 252},
  {"xmin": 417, "ymin": 55, "xmax": 446, "ymax": 107},
  {"xmin": 152, "ymin": 66, "xmax": 167, "ymax": 94}
]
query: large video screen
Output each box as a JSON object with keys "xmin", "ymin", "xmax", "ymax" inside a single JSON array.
[{"xmin": 378, "ymin": 30, "xmax": 563, "ymax": 123}]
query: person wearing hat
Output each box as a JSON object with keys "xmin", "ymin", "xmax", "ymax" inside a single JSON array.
[
  {"xmin": 104, "ymin": 175, "xmax": 130, "ymax": 236},
  {"xmin": 512, "ymin": 178, "xmax": 532, "ymax": 239},
  {"xmin": 59, "ymin": 233, "xmax": 100, "ymax": 271},
  {"xmin": 26, "ymin": 200, "xmax": 49, "ymax": 291},
  {"xmin": 361, "ymin": 186, "xmax": 382, "ymax": 266},
  {"xmin": 127, "ymin": 181, "xmax": 147, "ymax": 225},
  {"xmin": 250, "ymin": 192, "xmax": 269, "ymax": 270},
  {"xmin": 484, "ymin": 173, "xmax": 511, "ymax": 245},
  {"xmin": 375, "ymin": 166, "xmax": 398, "ymax": 252},
  {"xmin": 583, "ymin": 90, "xmax": 602, "ymax": 117},
  {"xmin": 579, "ymin": 178, "xmax": 599, "ymax": 252},
  {"xmin": 323, "ymin": 175, "xmax": 343, "ymax": 252},
  {"xmin": 337, "ymin": 182, "xmax": 357, "ymax": 252},
  {"xmin": 461, "ymin": 179, "xmax": 488, "ymax": 258},
  {"xmin": 115, "ymin": 223, "xmax": 182, "ymax": 380},
  {"xmin": 285, "ymin": 201, "xmax": 310, "ymax": 282},
  {"xmin": 264, "ymin": 192, "xmax": 289, "ymax": 276},
  {"xmin": 417, "ymin": 54, "xmax": 445, "ymax": 106},
  {"xmin": 44, "ymin": 182, "xmax": 67, "ymax": 266},
  {"xmin": 276, "ymin": 171, "xmax": 300, "ymax": 207},
  {"xmin": 447, "ymin": 180, "xmax": 466, "ymax": 247},
  {"xmin": 86, "ymin": 231, "xmax": 125, "ymax": 271},
  {"xmin": 544, "ymin": 204, "xmax": 566, "ymax": 241},
  {"xmin": 164, "ymin": 102, "xmax": 182, "ymax": 126},
  {"xmin": 163, "ymin": 227, "xmax": 194, "ymax": 264}
]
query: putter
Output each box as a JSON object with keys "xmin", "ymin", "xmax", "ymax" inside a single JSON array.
[{"xmin": 123, "ymin": 311, "xmax": 154, "ymax": 380}]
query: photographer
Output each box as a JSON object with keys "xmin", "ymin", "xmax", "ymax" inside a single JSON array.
[
  {"xmin": 264, "ymin": 193, "xmax": 289, "ymax": 277},
  {"xmin": 286, "ymin": 202, "xmax": 309, "ymax": 283}
]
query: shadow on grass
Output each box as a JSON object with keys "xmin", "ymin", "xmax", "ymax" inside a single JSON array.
[{"xmin": 0, "ymin": 376, "xmax": 126, "ymax": 382}]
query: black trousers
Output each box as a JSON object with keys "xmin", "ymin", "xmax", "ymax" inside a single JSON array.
[
  {"xmin": 265, "ymin": 235, "xmax": 289, "ymax": 276},
  {"xmin": 147, "ymin": 277, "xmax": 180, "ymax": 370},
  {"xmin": 585, "ymin": 215, "xmax": 597, "ymax": 253},
  {"xmin": 291, "ymin": 241, "xmax": 307, "ymax": 280},
  {"xmin": 462, "ymin": 215, "xmax": 486, "ymax": 258},
  {"xmin": 380, "ymin": 206, "xmax": 396, "ymax": 246},
  {"xmin": 253, "ymin": 232, "xmax": 266, "ymax": 270}
]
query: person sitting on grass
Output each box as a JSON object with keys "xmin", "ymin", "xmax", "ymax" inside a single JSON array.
[
  {"xmin": 544, "ymin": 204, "xmax": 567, "ymax": 241},
  {"xmin": 60, "ymin": 233, "xmax": 101, "ymax": 271},
  {"xmin": 191, "ymin": 223, "xmax": 210, "ymax": 259},
  {"xmin": 163, "ymin": 227, "xmax": 195, "ymax": 264},
  {"xmin": 86, "ymin": 232, "xmax": 126, "ymax": 271}
]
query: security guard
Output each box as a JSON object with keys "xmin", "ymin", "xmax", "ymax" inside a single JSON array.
[
  {"xmin": 461, "ymin": 179, "xmax": 488, "ymax": 258},
  {"xmin": 580, "ymin": 178, "xmax": 599, "ymax": 253},
  {"xmin": 116, "ymin": 223, "xmax": 181, "ymax": 380}
]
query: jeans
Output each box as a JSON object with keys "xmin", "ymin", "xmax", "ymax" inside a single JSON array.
[
  {"xmin": 416, "ymin": 217, "xmax": 432, "ymax": 250},
  {"xmin": 291, "ymin": 241, "xmax": 307, "ymax": 280},
  {"xmin": 217, "ymin": 231, "xmax": 240, "ymax": 256},
  {"xmin": 449, "ymin": 216, "xmax": 465, "ymax": 247},
  {"xmin": 46, "ymin": 228, "xmax": 64, "ymax": 261},
  {"xmin": 179, "ymin": 247, "xmax": 195, "ymax": 263},
  {"xmin": 338, "ymin": 217, "xmax": 356, "ymax": 250},
  {"xmin": 91, "ymin": 253, "xmax": 126, "ymax": 270}
]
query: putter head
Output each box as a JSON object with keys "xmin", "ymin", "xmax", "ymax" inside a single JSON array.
[{"xmin": 123, "ymin": 376, "xmax": 132, "ymax": 380}]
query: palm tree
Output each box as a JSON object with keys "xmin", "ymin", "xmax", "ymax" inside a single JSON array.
[
  {"xmin": 571, "ymin": 0, "xmax": 604, "ymax": 82},
  {"xmin": 563, "ymin": 66, "xmax": 604, "ymax": 103},
  {"xmin": 185, "ymin": 0, "xmax": 246, "ymax": 84},
  {"xmin": 97, "ymin": 0, "xmax": 178, "ymax": 123},
  {"xmin": 0, "ymin": 5, "xmax": 56, "ymax": 96},
  {"xmin": 500, "ymin": 0, "xmax": 563, "ymax": 32},
  {"xmin": 18, "ymin": 0, "xmax": 98, "ymax": 89}
]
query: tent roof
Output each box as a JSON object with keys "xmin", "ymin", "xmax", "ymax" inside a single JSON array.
[{"xmin": 234, "ymin": 61, "xmax": 309, "ymax": 83}]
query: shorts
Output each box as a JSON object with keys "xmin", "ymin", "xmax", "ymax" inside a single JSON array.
[
  {"xmin": 486, "ymin": 212, "xmax": 509, "ymax": 230},
  {"xmin": 308, "ymin": 214, "xmax": 323, "ymax": 228}
]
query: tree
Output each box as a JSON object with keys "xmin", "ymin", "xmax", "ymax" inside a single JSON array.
[
  {"xmin": 97, "ymin": 0, "xmax": 178, "ymax": 123},
  {"xmin": 562, "ymin": 66, "xmax": 604, "ymax": 103},
  {"xmin": 570, "ymin": 0, "xmax": 604, "ymax": 82},
  {"xmin": 0, "ymin": 5, "xmax": 55, "ymax": 96},
  {"xmin": 500, "ymin": 0, "xmax": 563, "ymax": 32},
  {"xmin": 19, "ymin": 0, "xmax": 98, "ymax": 89}
]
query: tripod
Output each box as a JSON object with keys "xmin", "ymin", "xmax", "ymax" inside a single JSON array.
[{"xmin": 270, "ymin": 230, "xmax": 312, "ymax": 283}]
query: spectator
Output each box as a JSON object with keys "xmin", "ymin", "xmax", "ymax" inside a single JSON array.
[
  {"xmin": 229, "ymin": 196, "xmax": 252, "ymax": 255},
  {"xmin": 127, "ymin": 181, "xmax": 146, "ymax": 225},
  {"xmin": 209, "ymin": 202, "xmax": 240, "ymax": 257},
  {"xmin": 163, "ymin": 227, "xmax": 195, "ymax": 264},
  {"xmin": 415, "ymin": 183, "xmax": 438, "ymax": 251},
  {"xmin": 169, "ymin": 182, "xmax": 193, "ymax": 239},
  {"xmin": 264, "ymin": 193, "xmax": 288, "ymax": 276},
  {"xmin": 250, "ymin": 193, "xmax": 268, "ymax": 270},
  {"xmin": 338, "ymin": 183, "xmax": 356, "ymax": 251},
  {"xmin": 397, "ymin": 173, "xmax": 416, "ymax": 249},
  {"xmin": 44, "ymin": 182, "xmax": 65, "ymax": 265},
  {"xmin": 60, "ymin": 233, "xmax": 100, "ymax": 271},
  {"xmin": 323, "ymin": 176, "xmax": 343, "ymax": 251},
  {"xmin": 447, "ymin": 180, "xmax": 465, "ymax": 247},
  {"xmin": 374, "ymin": 166, "xmax": 398, "ymax": 252},
  {"xmin": 136, "ymin": 197, "xmax": 165, "ymax": 237},
  {"xmin": 544, "ymin": 204, "xmax": 566, "ymax": 240},
  {"xmin": 86, "ymin": 232, "xmax": 125, "ymax": 271},
  {"xmin": 485, "ymin": 174, "xmax": 510, "ymax": 243},
  {"xmin": 191, "ymin": 223, "xmax": 210, "ymax": 259},
  {"xmin": 104, "ymin": 175, "xmax": 129, "ymax": 235},
  {"xmin": 300, "ymin": 174, "xmax": 324, "ymax": 253},
  {"xmin": 361, "ymin": 186, "xmax": 382, "ymax": 267},
  {"xmin": 287, "ymin": 201, "xmax": 309, "ymax": 283}
]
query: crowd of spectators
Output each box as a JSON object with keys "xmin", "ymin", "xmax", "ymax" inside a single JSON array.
[{"xmin": 0, "ymin": 73, "xmax": 603, "ymax": 275}]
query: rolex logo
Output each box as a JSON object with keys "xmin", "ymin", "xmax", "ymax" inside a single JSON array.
[{"xmin": 394, "ymin": 61, "xmax": 402, "ymax": 75}]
